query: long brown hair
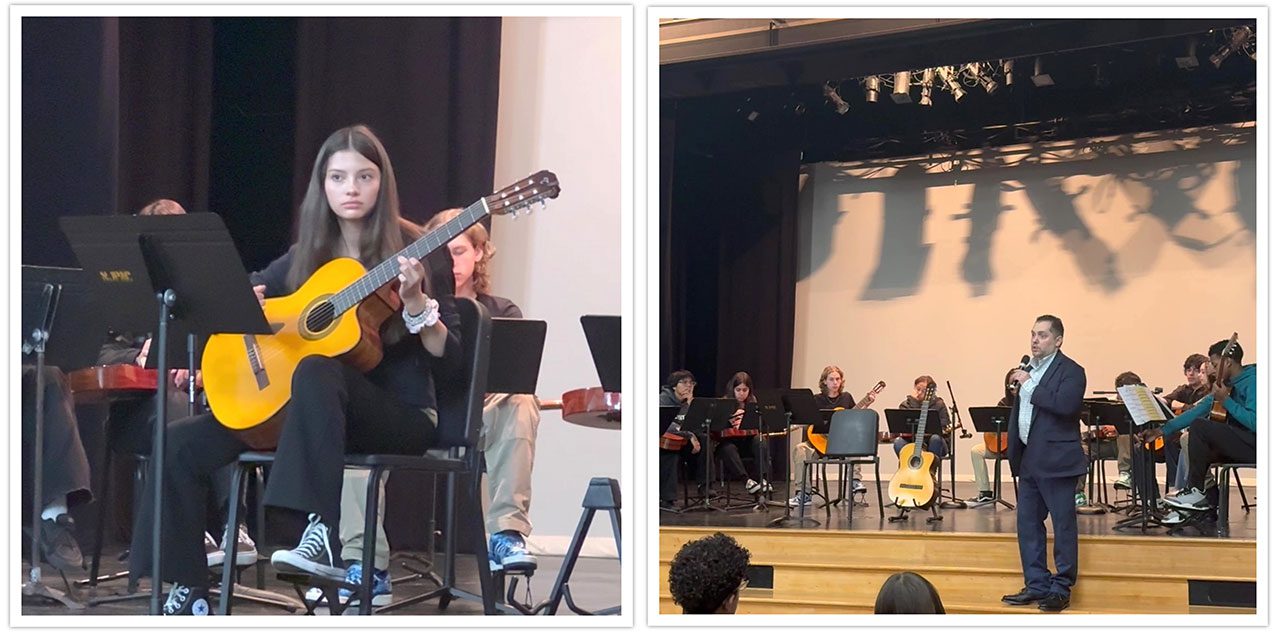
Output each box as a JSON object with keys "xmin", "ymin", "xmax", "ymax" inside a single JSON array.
[
  {"xmin": 817, "ymin": 365, "xmax": 844, "ymax": 397},
  {"xmin": 286, "ymin": 124, "xmax": 407, "ymax": 292},
  {"xmin": 724, "ymin": 372, "xmax": 756, "ymax": 403},
  {"xmin": 424, "ymin": 208, "xmax": 497, "ymax": 294}
]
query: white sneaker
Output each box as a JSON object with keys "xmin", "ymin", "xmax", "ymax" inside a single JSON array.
[
  {"xmin": 1115, "ymin": 472, "xmax": 1133, "ymax": 489},
  {"xmin": 787, "ymin": 492, "xmax": 813, "ymax": 507},
  {"xmin": 204, "ymin": 532, "xmax": 222, "ymax": 567},
  {"xmin": 270, "ymin": 513, "xmax": 345, "ymax": 580},
  {"xmin": 851, "ymin": 480, "xmax": 867, "ymax": 493},
  {"xmin": 223, "ymin": 524, "xmax": 259, "ymax": 567},
  {"xmin": 745, "ymin": 479, "xmax": 762, "ymax": 494}
]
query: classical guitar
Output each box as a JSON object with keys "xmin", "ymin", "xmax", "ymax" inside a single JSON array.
[
  {"xmin": 807, "ymin": 381, "xmax": 885, "ymax": 455},
  {"xmin": 1209, "ymin": 332, "xmax": 1239, "ymax": 423},
  {"xmin": 888, "ymin": 383, "xmax": 940, "ymax": 510},
  {"xmin": 714, "ymin": 406, "xmax": 758, "ymax": 439},
  {"xmin": 203, "ymin": 171, "xmax": 561, "ymax": 448},
  {"xmin": 67, "ymin": 364, "xmax": 157, "ymax": 404}
]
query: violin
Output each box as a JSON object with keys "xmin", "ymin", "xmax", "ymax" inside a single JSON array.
[{"xmin": 67, "ymin": 364, "xmax": 157, "ymax": 403}]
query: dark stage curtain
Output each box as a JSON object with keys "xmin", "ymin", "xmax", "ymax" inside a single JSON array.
[
  {"xmin": 662, "ymin": 102, "xmax": 801, "ymax": 481},
  {"xmin": 24, "ymin": 16, "xmax": 501, "ymax": 553}
]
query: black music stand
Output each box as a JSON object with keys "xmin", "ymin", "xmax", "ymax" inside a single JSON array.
[
  {"xmin": 682, "ymin": 397, "xmax": 737, "ymax": 513},
  {"xmin": 514, "ymin": 315, "xmax": 620, "ymax": 616},
  {"xmin": 938, "ymin": 381, "xmax": 971, "ymax": 509},
  {"xmin": 752, "ymin": 391, "xmax": 789, "ymax": 513},
  {"xmin": 1109, "ymin": 395, "xmax": 1169, "ymax": 533},
  {"xmin": 20, "ymin": 267, "xmax": 102, "ymax": 610},
  {"xmin": 766, "ymin": 389, "xmax": 819, "ymax": 527},
  {"xmin": 883, "ymin": 409, "xmax": 945, "ymax": 523},
  {"xmin": 968, "ymin": 407, "xmax": 1016, "ymax": 510},
  {"xmin": 62, "ymin": 214, "xmax": 272, "ymax": 615},
  {"xmin": 1080, "ymin": 400, "xmax": 1121, "ymax": 515}
]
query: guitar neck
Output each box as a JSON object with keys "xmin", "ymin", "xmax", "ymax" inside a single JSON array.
[{"xmin": 328, "ymin": 200, "xmax": 490, "ymax": 313}]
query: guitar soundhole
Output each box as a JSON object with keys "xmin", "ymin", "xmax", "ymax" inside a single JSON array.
[{"xmin": 305, "ymin": 301, "xmax": 336, "ymax": 334}]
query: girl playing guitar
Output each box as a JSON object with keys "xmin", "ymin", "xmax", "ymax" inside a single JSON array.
[{"xmin": 714, "ymin": 372, "xmax": 770, "ymax": 495}]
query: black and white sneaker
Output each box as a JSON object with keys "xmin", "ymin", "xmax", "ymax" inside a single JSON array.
[
  {"xmin": 269, "ymin": 513, "xmax": 345, "ymax": 580},
  {"xmin": 1161, "ymin": 510, "xmax": 1190, "ymax": 526},
  {"xmin": 1164, "ymin": 487, "xmax": 1210, "ymax": 512},
  {"xmin": 162, "ymin": 583, "xmax": 210, "ymax": 615},
  {"xmin": 966, "ymin": 491, "xmax": 996, "ymax": 507}
]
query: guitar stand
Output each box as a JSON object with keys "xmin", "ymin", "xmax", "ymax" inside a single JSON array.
[{"xmin": 888, "ymin": 504, "xmax": 943, "ymax": 523}]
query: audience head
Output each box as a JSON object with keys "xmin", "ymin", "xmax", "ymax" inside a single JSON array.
[
  {"xmin": 874, "ymin": 571, "xmax": 946, "ymax": 614},
  {"xmin": 668, "ymin": 532, "xmax": 751, "ymax": 614}
]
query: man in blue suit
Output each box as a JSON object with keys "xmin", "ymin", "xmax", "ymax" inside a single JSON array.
[{"xmin": 1003, "ymin": 315, "xmax": 1086, "ymax": 613}]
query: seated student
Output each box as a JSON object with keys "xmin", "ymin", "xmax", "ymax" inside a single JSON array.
[
  {"xmin": 789, "ymin": 365, "xmax": 869, "ymax": 508},
  {"xmin": 1145, "ymin": 339, "xmax": 1255, "ymax": 526},
  {"xmin": 874, "ymin": 571, "xmax": 947, "ymax": 614},
  {"xmin": 1162, "ymin": 353, "xmax": 1213, "ymax": 490},
  {"xmin": 966, "ymin": 368, "xmax": 1019, "ymax": 506},
  {"xmin": 667, "ymin": 532, "xmax": 751, "ymax": 614},
  {"xmin": 21, "ymin": 365, "xmax": 92, "ymax": 573},
  {"xmin": 894, "ymin": 375, "xmax": 950, "ymax": 460},
  {"xmin": 1073, "ymin": 371, "xmax": 1139, "ymax": 506},
  {"xmin": 714, "ymin": 372, "xmax": 771, "ymax": 495},
  {"xmin": 658, "ymin": 370, "xmax": 707, "ymax": 510}
]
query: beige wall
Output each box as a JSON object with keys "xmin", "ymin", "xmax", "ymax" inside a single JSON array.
[
  {"xmin": 490, "ymin": 16, "xmax": 623, "ymax": 556},
  {"xmin": 792, "ymin": 124, "xmax": 1257, "ymax": 486}
]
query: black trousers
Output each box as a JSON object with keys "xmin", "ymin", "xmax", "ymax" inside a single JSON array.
[
  {"xmin": 715, "ymin": 435, "xmax": 766, "ymax": 481},
  {"xmin": 110, "ymin": 392, "xmax": 239, "ymax": 534},
  {"xmin": 130, "ymin": 356, "xmax": 438, "ymax": 586},
  {"xmin": 21, "ymin": 366, "xmax": 93, "ymax": 513},
  {"xmin": 658, "ymin": 431, "xmax": 707, "ymax": 502},
  {"xmin": 1186, "ymin": 417, "xmax": 1255, "ymax": 492}
]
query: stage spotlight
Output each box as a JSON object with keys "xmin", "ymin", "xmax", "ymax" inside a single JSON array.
[
  {"xmin": 823, "ymin": 81, "xmax": 850, "ymax": 114},
  {"xmin": 1175, "ymin": 36, "xmax": 1200, "ymax": 69},
  {"xmin": 968, "ymin": 62, "xmax": 998, "ymax": 93},
  {"xmin": 864, "ymin": 76, "xmax": 881, "ymax": 103},
  {"xmin": 1002, "ymin": 59, "xmax": 1015, "ymax": 86},
  {"xmin": 919, "ymin": 68, "xmax": 936, "ymax": 106},
  {"xmin": 939, "ymin": 66, "xmax": 966, "ymax": 101},
  {"xmin": 1030, "ymin": 57, "xmax": 1054, "ymax": 87},
  {"xmin": 891, "ymin": 71, "xmax": 913, "ymax": 104}
]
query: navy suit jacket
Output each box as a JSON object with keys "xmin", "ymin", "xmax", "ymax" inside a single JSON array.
[{"xmin": 1008, "ymin": 351, "xmax": 1088, "ymax": 479}]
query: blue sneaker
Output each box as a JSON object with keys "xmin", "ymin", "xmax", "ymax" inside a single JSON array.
[
  {"xmin": 338, "ymin": 562, "xmax": 392, "ymax": 606},
  {"xmin": 488, "ymin": 531, "xmax": 537, "ymax": 573}
]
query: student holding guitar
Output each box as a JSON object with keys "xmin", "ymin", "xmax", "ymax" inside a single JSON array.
[
  {"xmin": 788, "ymin": 366, "xmax": 880, "ymax": 508},
  {"xmin": 1161, "ymin": 353, "xmax": 1214, "ymax": 490},
  {"xmin": 128, "ymin": 125, "xmax": 554, "ymax": 615},
  {"xmin": 1002, "ymin": 315, "xmax": 1085, "ymax": 613},
  {"xmin": 658, "ymin": 370, "xmax": 707, "ymax": 510},
  {"xmin": 1141, "ymin": 337, "xmax": 1255, "ymax": 523},
  {"xmin": 715, "ymin": 372, "xmax": 771, "ymax": 495}
]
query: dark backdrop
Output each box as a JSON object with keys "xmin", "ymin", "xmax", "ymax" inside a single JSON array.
[{"xmin": 22, "ymin": 16, "xmax": 501, "ymax": 551}]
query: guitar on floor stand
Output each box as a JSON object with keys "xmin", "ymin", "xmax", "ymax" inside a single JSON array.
[{"xmin": 886, "ymin": 386, "xmax": 944, "ymax": 523}]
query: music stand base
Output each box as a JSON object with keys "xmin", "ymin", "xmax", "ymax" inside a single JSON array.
[{"xmin": 23, "ymin": 575, "xmax": 85, "ymax": 610}]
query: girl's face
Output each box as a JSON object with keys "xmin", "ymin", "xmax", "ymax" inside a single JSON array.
[
  {"xmin": 734, "ymin": 383, "xmax": 750, "ymax": 403},
  {"xmin": 324, "ymin": 149, "xmax": 381, "ymax": 223}
]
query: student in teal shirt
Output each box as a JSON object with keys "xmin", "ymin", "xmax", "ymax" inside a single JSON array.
[{"xmin": 1142, "ymin": 339, "xmax": 1255, "ymax": 516}]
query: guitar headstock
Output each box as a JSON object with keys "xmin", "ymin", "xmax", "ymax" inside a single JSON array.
[
  {"xmin": 924, "ymin": 384, "xmax": 937, "ymax": 402},
  {"xmin": 871, "ymin": 381, "xmax": 886, "ymax": 395},
  {"xmin": 486, "ymin": 170, "xmax": 561, "ymax": 217}
]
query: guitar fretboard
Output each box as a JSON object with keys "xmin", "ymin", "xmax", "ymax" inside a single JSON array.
[{"xmin": 329, "ymin": 199, "xmax": 489, "ymax": 313}]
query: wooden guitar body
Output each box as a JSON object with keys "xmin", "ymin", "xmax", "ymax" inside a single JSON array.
[
  {"xmin": 888, "ymin": 443, "xmax": 940, "ymax": 509},
  {"xmin": 202, "ymin": 257, "xmax": 398, "ymax": 448}
]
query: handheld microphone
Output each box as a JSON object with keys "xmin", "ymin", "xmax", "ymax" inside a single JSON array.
[{"xmin": 1009, "ymin": 355, "xmax": 1032, "ymax": 390}]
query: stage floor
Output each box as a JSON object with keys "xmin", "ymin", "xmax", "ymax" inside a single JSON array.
[
  {"xmin": 660, "ymin": 481, "xmax": 1256, "ymax": 540},
  {"xmin": 21, "ymin": 543, "xmax": 621, "ymax": 616}
]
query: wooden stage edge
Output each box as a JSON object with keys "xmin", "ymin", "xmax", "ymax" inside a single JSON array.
[{"xmin": 658, "ymin": 525, "xmax": 1258, "ymax": 615}]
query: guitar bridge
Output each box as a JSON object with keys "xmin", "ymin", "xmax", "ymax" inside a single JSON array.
[{"xmin": 243, "ymin": 335, "xmax": 269, "ymax": 390}]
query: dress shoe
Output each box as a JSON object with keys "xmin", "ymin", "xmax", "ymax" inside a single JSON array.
[
  {"xmin": 1001, "ymin": 588, "xmax": 1046, "ymax": 605},
  {"xmin": 1038, "ymin": 593, "xmax": 1070, "ymax": 612}
]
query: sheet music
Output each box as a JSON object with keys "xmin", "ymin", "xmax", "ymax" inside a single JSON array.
[{"xmin": 1117, "ymin": 385, "xmax": 1172, "ymax": 426}]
